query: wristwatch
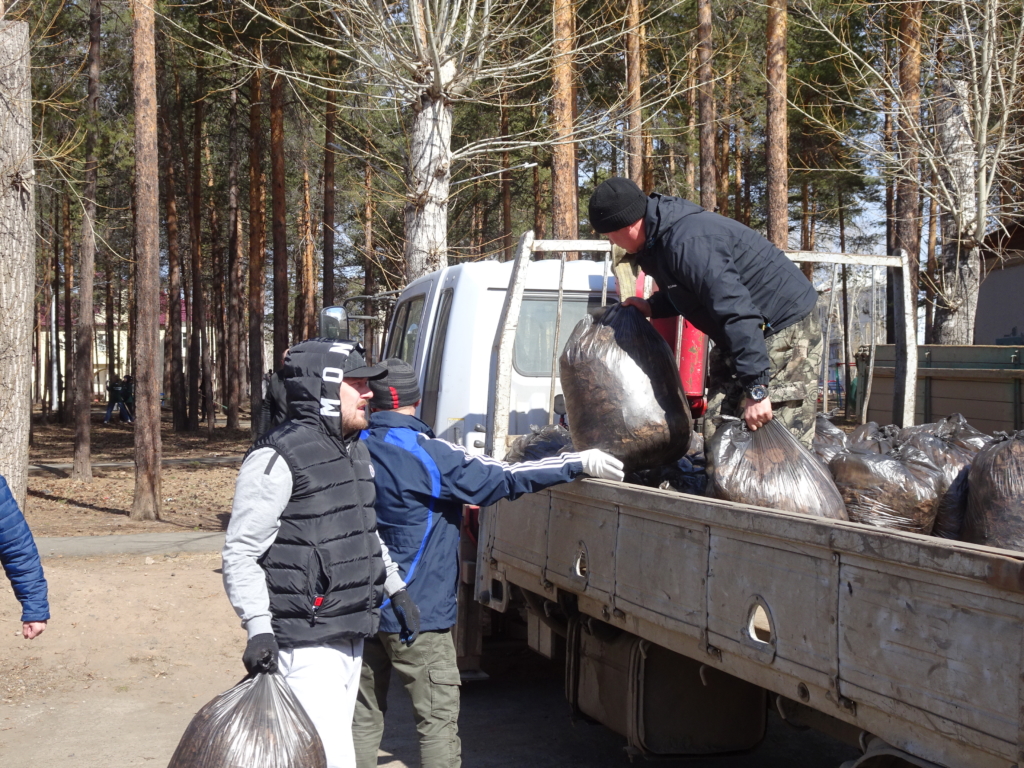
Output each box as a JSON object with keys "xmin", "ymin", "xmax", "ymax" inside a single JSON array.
[{"xmin": 746, "ymin": 384, "xmax": 769, "ymax": 403}]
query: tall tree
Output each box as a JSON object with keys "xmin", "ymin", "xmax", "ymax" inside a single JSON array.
[
  {"xmin": 130, "ymin": 0, "xmax": 161, "ymax": 520},
  {"xmin": 0, "ymin": 18, "xmax": 35, "ymax": 508},
  {"xmin": 73, "ymin": 0, "xmax": 101, "ymax": 482},
  {"xmin": 226, "ymin": 85, "xmax": 242, "ymax": 430},
  {"xmin": 247, "ymin": 67, "xmax": 267, "ymax": 436},
  {"xmin": 696, "ymin": 0, "xmax": 717, "ymax": 211},
  {"xmin": 270, "ymin": 46, "xmax": 289, "ymax": 368},
  {"xmin": 551, "ymin": 0, "xmax": 578, "ymax": 246},
  {"xmin": 625, "ymin": 0, "xmax": 643, "ymax": 187},
  {"xmin": 187, "ymin": 59, "xmax": 205, "ymax": 431},
  {"xmin": 322, "ymin": 53, "xmax": 337, "ymax": 308},
  {"xmin": 159, "ymin": 110, "xmax": 187, "ymax": 431},
  {"xmin": 765, "ymin": 0, "xmax": 788, "ymax": 247}
]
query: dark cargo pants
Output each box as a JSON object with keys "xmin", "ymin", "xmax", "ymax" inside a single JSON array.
[
  {"xmin": 704, "ymin": 310, "xmax": 822, "ymax": 449},
  {"xmin": 353, "ymin": 629, "xmax": 462, "ymax": 768}
]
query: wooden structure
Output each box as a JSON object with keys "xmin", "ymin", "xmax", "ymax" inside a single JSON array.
[{"xmin": 862, "ymin": 344, "xmax": 1023, "ymax": 434}]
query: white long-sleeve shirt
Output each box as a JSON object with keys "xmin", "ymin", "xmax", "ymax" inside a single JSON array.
[{"xmin": 222, "ymin": 447, "xmax": 406, "ymax": 638}]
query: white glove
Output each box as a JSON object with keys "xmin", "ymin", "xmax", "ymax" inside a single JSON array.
[{"xmin": 578, "ymin": 449, "xmax": 625, "ymax": 482}]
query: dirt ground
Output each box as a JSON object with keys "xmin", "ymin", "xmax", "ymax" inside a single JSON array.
[{"xmin": 0, "ymin": 553, "xmax": 858, "ymax": 767}]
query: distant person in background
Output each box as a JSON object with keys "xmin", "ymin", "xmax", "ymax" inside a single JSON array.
[
  {"xmin": 103, "ymin": 375, "xmax": 132, "ymax": 424},
  {"xmin": 0, "ymin": 475, "xmax": 49, "ymax": 640}
]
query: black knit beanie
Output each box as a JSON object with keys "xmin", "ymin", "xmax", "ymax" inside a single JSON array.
[
  {"xmin": 369, "ymin": 357, "xmax": 422, "ymax": 410},
  {"xmin": 588, "ymin": 177, "xmax": 648, "ymax": 234}
]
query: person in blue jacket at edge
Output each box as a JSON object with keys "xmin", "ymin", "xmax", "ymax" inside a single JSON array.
[
  {"xmin": 352, "ymin": 358, "xmax": 625, "ymax": 768},
  {"xmin": 0, "ymin": 476, "xmax": 49, "ymax": 640}
]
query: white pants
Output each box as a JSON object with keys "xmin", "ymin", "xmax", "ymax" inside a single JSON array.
[{"xmin": 279, "ymin": 639, "xmax": 365, "ymax": 768}]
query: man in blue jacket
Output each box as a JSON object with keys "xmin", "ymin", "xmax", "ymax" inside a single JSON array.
[
  {"xmin": 588, "ymin": 177, "xmax": 821, "ymax": 448},
  {"xmin": 352, "ymin": 359, "xmax": 624, "ymax": 768},
  {"xmin": 0, "ymin": 475, "xmax": 49, "ymax": 640}
]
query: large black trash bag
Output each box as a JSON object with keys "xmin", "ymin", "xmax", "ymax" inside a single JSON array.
[
  {"xmin": 829, "ymin": 446, "xmax": 944, "ymax": 534},
  {"xmin": 961, "ymin": 431, "xmax": 1024, "ymax": 552},
  {"xmin": 166, "ymin": 672, "xmax": 326, "ymax": 768},
  {"xmin": 505, "ymin": 424, "xmax": 574, "ymax": 463},
  {"xmin": 848, "ymin": 422, "xmax": 897, "ymax": 454},
  {"xmin": 900, "ymin": 432, "xmax": 973, "ymax": 540},
  {"xmin": 628, "ymin": 455, "xmax": 708, "ymax": 496},
  {"xmin": 813, "ymin": 412, "xmax": 849, "ymax": 465},
  {"xmin": 937, "ymin": 412, "xmax": 993, "ymax": 455},
  {"xmin": 559, "ymin": 303, "xmax": 692, "ymax": 472},
  {"xmin": 706, "ymin": 417, "xmax": 847, "ymax": 520}
]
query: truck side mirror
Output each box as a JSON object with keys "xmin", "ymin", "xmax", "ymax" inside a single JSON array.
[{"xmin": 320, "ymin": 306, "xmax": 349, "ymax": 340}]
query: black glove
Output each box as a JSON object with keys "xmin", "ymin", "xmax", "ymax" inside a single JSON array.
[
  {"xmin": 242, "ymin": 633, "xmax": 279, "ymax": 675},
  {"xmin": 391, "ymin": 589, "xmax": 421, "ymax": 646}
]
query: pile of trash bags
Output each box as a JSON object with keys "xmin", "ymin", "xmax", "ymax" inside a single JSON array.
[
  {"xmin": 707, "ymin": 417, "xmax": 848, "ymax": 520},
  {"xmin": 812, "ymin": 412, "xmax": 848, "ymax": 465},
  {"xmin": 505, "ymin": 424, "xmax": 574, "ymax": 463},
  {"xmin": 167, "ymin": 672, "xmax": 326, "ymax": 768},
  {"xmin": 560, "ymin": 303, "xmax": 692, "ymax": 471}
]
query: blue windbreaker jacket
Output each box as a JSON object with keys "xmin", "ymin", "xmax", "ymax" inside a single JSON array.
[
  {"xmin": 362, "ymin": 411, "xmax": 585, "ymax": 633},
  {"xmin": 0, "ymin": 476, "xmax": 49, "ymax": 622}
]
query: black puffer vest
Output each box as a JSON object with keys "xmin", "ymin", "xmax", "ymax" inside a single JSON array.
[{"xmin": 250, "ymin": 339, "xmax": 386, "ymax": 648}]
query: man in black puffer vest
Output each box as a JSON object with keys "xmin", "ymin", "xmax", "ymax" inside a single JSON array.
[{"xmin": 223, "ymin": 339, "xmax": 421, "ymax": 768}]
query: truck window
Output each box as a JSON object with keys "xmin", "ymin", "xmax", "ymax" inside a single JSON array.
[
  {"xmin": 385, "ymin": 294, "xmax": 426, "ymax": 363},
  {"xmin": 513, "ymin": 295, "xmax": 607, "ymax": 377},
  {"xmin": 420, "ymin": 288, "xmax": 454, "ymax": 430}
]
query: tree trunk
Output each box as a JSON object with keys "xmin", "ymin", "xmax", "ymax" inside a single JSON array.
[
  {"xmin": 207, "ymin": 135, "xmax": 225, "ymax": 421},
  {"xmin": 226, "ymin": 86, "xmax": 242, "ymax": 430},
  {"xmin": 500, "ymin": 89, "xmax": 513, "ymax": 262},
  {"xmin": 717, "ymin": 70, "xmax": 732, "ymax": 216},
  {"xmin": 74, "ymin": 0, "xmax": 101, "ymax": 482},
  {"xmin": 551, "ymin": 0, "xmax": 578, "ymax": 247},
  {"xmin": 247, "ymin": 67, "xmax": 267, "ymax": 437},
  {"xmin": 104, "ymin": 258, "xmax": 115, "ymax": 379},
  {"xmin": 363, "ymin": 152, "xmax": 375, "ymax": 357},
  {"xmin": 159, "ymin": 112, "xmax": 187, "ymax": 431},
  {"xmin": 696, "ymin": 0, "xmax": 717, "ymax": 211},
  {"xmin": 322, "ymin": 53, "xmax": 337, "ymax": 308},
  {"xmin": 0, "ymin": 21, "xmax": 35, "ymax": 508},
  {"xmin": 296, "ymin": 165, "xmax": 317, "ymax": 340},
  {"xmin": 531, "ymin": 105, "xmax": 548, "ymax": 240},
  {"xmin": 932, "ymin": 79, "xmax": 980, "ymax": 344},
  {"xmin": 925, "ymin": 171, "xmax": 938, "ymax": 343},
  {"xmin": 270, "ymin": 47, "xmax": 289, "ymax": 367},
  {"xmin": 51, "ymin": 197, "xmax": 62, "ymax": 421},
  {"xmin": 188, "ymin": 59, "xmax": 205, "ymax": 431},
  {"xmin": 765, "ymin": 0, "xmax": 788, "ymax": 247},
  {"xmin": 894, "ymin": 1, "xmax": 922, "ymax": 302},
  {"xmin": 130, "ymin": 0, "xmax": 161, "ymax": 520},
  {"xmin": 405, "ymin": 91, "xmax": 454, "ymax": 280},
  {"xmin": 63, "ymin": 193, "xmax": 73, "ymax": 423},
  {"xmin": 625, "ymin": 0, "xmax": 643, "ymax": 187}
]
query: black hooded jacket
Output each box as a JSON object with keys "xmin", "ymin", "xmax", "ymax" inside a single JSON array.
[
  {"xmin": 637, "ymin": 194, "xmax": 818, "ymax": 388},
  {"xmin": 249, "ymin": 339, "xmax": 386, "ymax": 647}
]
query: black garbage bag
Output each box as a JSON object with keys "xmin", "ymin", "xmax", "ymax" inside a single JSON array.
[
  {"xmin": 961, "ymin": 431, "xmax": 1024, "ymax": 552},
  {"xmin": 706, "ymin": 417, "xmax": 847, "ymax": 520},
  {"xmin": 895, "ymin": 422, "xmax": 940, "ymax": 446},
  {"xmin": 932, "ymin": 466, "xmax": 970, "ymax": 540},
  {"xmin": 628, "ymin": 455, "xmax": 708, "ymax": 496},
  {"xmin": 937, "ymin": 412, "xmax": 994, "ymax": 455},
  {"xmin": 829, "ymin": 446, "xmax": 944, "ymax": 534},
  {"xmin": 559, "ymin": 303, "xmax": 692, "ymax": 472},
  {"xmin": 813, "ymin": 412, "xmax": 849, "ymax": 465},
  {"xmin": 505, "ymin": 424, "xmax": 574, "ymax": 463},
  {"xmin": 899, "ymin": 432, "xmax": 973, "ymax": 540},
  {"xmin": 167, "ymin": 672, "xmax": 326, "ymax": 768},
  {"xmin": 848, "ymin": 422, "xmax": 897, "ymax": 454}
]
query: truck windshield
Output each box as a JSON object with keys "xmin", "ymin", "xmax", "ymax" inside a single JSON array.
[{"xmin": 513, "ymin": 295, "xmax": 604, "ymax": 377}]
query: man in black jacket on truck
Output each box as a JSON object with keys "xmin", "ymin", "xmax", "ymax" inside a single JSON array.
[{"xmin": 588, "ymin": 177, "xmax": 821, "ymax": 447}]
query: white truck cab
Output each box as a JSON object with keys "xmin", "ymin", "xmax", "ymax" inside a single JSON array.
[{"xmin": 382, "ymin": 256, "xmax": 617, "ymax": 453}]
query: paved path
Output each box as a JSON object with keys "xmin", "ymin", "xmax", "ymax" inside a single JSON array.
[
  {"xmin": 29, "ymin": 455, "xmax": 244, "ymax": 476},
  {"xmin": 34, "ymin": 530, "xmax": 226, "ymax": 558}
]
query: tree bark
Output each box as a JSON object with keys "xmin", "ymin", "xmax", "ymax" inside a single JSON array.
[
  {"xmin": 247, "ymin": 68, "xmax": 267, "ymax": 437},
  {"xmin": 405, "ymin": 91, "xmax": 454, "ymax": 279},
  {"xmin": 73, "ymin": 0, "xmax": 101, "ymax": 481},
  {"xmin": 363, "ymin": 151, "xmax": 375, "ymax": 357},
  {"xmin": 765, "ymin": 0, "xmax": 788, "ymax": 247},
  {"xmin": 226, "ymin": 86, "xmax": 242, "ymax": 430},
  {"xmin": 188, "ymin": 59, "xmax": 205, "ymax": 431},
  {"xmin": 104, "ymin": 257, "xmax": 114, "ymax": 380},
  {"xmin": 625, "ymin": 0, "xmax": 643, "ymax": 187},
  {"xmin": 296, "ymin": 164, "xmax": 317, "ymax": 340},
  {"xmin": 63, "ymin": 194, "xmax": 73, "ymax": 423},
  {"xmin": 159, "ymin": 112, "xmax": 187, "ymax": 431},
  {"xmin": 894, "ymin": 1, "xmax": 923, "ymax": 302},
  {"xmin": 551, "ymin": 0, "xmax": 578, "ymax": 247},
  {"xmin": 270, "ymin": 47, "xmax": 289, "ymax": 367},
  {"xmin": 51, "ymin": 196, "xmax": 62, "ymax": 421},
  {"xmin": 500, "ymin": 88, "xmax": 513, "ymax": 262},
  {"xmin": 696, "ymin": 0, "xmax": 717, "ymax": 211},
  {"xmin": 0, "ymin": 21, "xmax": 35, "ymax": 508},
  {"xmin": 130, "ymin": 0, "xmax": 161, "ymax": 520},
  {"xmin": 322, "ymin": 53, "xmax": 337, "ymax": 307}
]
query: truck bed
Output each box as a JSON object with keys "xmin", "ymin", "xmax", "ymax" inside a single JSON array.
[{"xmin": 478, "ymin": 479, "xmax": 1024, "ymax": 768}]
